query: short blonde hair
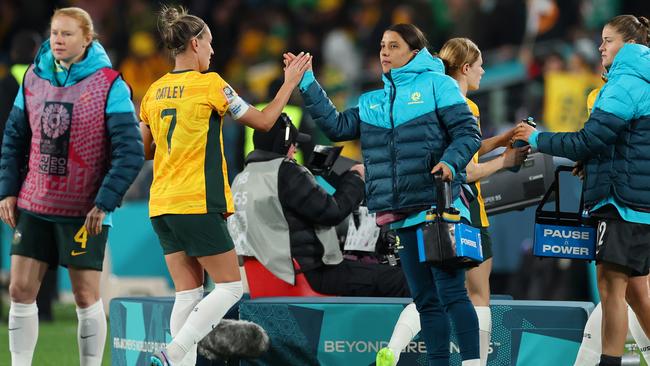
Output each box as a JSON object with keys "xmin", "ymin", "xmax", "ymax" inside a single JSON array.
[{"xmin": 52, "ymin": 7, "xmax": 97, "ymax": 40}]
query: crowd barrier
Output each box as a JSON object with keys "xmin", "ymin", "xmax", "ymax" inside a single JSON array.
[
  {"xmin": 110, "ymin": 296, "xmax": 593, "ymax": 366},
  {"xmin": 109, "ymin": 296, "xmax": 241, "ymax": 366}
]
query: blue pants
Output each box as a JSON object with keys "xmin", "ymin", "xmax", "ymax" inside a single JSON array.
[{"xmin": 397, "ymin": 226, "xmax": 479, "ymax": 365}]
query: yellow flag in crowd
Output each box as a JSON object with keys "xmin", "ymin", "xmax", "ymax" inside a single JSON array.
[{"xmin": 544, "ymin": 71, "xmax": 604, "ymax": 132}]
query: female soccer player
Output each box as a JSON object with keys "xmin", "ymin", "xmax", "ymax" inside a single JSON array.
[
  {"xmin": 1, "ymin": 7, "xmax": 144, "ymax": 366},
  {"xmin": 141, "ymin": 5, "xmax": 311, "ymax": 366}
]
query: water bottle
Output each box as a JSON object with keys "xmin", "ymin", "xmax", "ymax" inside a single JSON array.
[
  {"xmin": 422, "ymin": 172, "xmax": 459, "ymax": 262},
  {"xmin": 508, "ymin": 117, "xmax": 537, "ymax": 172},
  {"xmin": 433, "ymin": 172, "xmax": 460, "ymax": 222}
]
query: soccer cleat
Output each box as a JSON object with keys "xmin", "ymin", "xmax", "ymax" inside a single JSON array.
[
  {"xmin": 150, "ymin": 349, "xmax": 173, "ymax": 366},
  {"xmin": 376, "ymin": 347, "xmax": 396, "ymax": 366}
]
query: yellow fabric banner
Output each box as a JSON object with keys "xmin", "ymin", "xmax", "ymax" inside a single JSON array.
[{"xmin": 543, "ymin": 71, "xmax": 604, "ymax": 132}]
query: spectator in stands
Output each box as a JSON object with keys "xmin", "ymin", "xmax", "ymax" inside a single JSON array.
[
  {"xmin": 119, "ymin": 31, "xmax": 170, "ymax": 112},
  {"xmin": 514, "ymin": 14, "xmax": 650, "ymax": 366},
  {"xmin": 0, "ymin": 30, "xmax": 41, "ymax": 134},
  {"xmin": 140, "ymin": 5, "xmax": 311, "ymax": 366},
  {"xmin": 288, "ymin": 23, "xmax": 481, "ymax": 366},
  {"xmin": 228, "ymin": 113, "xmax": 410, "ymax": 297},
  {"xmin": 0, "ymin": 7, "xmax": 144, "ymax": 366}
]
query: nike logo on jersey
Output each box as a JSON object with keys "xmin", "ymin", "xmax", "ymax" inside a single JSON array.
[
  {"xmin": 80, "ymin": 334, "xmax": 96, "ymax": 339},
  {"xmin": 71, "ymin": 250, "xmax": 87, "ymax": 256},
  {"xmin": 369, "ymin": 104, "xmax": 380, "ymax": 110}
]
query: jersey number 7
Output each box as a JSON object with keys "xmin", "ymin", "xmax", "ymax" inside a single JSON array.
[{"xmin": 161, "ymin": 108, "xmax": 177, "ymax": 153}]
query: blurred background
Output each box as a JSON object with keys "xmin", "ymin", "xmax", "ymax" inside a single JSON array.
[{"xmin": 0, "ymin": 0, "xmax": 649, "ymax": 363}]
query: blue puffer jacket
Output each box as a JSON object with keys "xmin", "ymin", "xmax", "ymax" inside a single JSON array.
[
  {"xmin": 301, "ymin": 49, "xmax": 481, "ymax": 213},
  {"xmin": 0, "ymin": 40, "xmax": 144, "ymax": 212},
  {"xmin": 536, "ymin": 43, "xmax": 650, "ymax": 209}
]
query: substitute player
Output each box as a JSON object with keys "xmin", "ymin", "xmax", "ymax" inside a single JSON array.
[{"xmin": 0, "ymin": 7, "xmax": 144, "ymax": 366}]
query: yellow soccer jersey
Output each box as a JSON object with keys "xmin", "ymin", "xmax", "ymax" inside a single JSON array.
[
  {"xmin": 587, "ymin": 87, "xmax": 601, "ymax": 115},
  {"xmin": 466, "ymin": 98, "xmax": 489, "ymax": 227},
  {"xmin": 140, "ymin": 70, "xmax": 237, "ymax": 217}
]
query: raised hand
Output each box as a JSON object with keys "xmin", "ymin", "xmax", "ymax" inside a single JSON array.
[
  {"xmin": 282, "ymin": 52, "xmax": 312, "ymax": 87},
  {"xmin": 283, "ymin": 52, "xmax": 294, "ymax": 68}
]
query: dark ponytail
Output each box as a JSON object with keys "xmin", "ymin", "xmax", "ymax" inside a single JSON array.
[
  {"xmin": 607, "ymin": 15, "xmax": 649, "ymax": 46},
  {"xmin": 638, "ymin": 16, "xmax": 650, "ymax": 46},
  {"xmin": 385, "ymin": 24, "xmax": 429, "ymax": 52}
]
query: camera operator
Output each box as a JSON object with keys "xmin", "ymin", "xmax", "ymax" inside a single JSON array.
[{"xmin": 228, "ymin": 113, "xmax": 409, "ymax": 297}]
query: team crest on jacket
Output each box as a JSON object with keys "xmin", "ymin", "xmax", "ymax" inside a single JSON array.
[{"xmin": 409, "ymin": 91, "xmax": 423, "ymax": 104}]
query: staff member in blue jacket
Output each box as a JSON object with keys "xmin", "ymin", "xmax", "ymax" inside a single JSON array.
[
  {"xmin": 286, "ymin": 23, "xmax": 482, "ymax": 366},
  {"xmin": 0, "ymin": 7, "xmax": 144, "ymax": 366},
  {"xmin": 515, "ymin": 15, "xmax": 650, "ymax": 366}
]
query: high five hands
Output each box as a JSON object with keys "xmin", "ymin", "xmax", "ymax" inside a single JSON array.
[{"xmin": 282, "ymin": 52, "xmax": 312, "ymax": 86}]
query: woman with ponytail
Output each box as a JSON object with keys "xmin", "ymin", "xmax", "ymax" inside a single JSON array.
[
  {"xmin": 515, "ymin": 14, "xmax": 650, "ymax": 366},
  {"xmin": 141, "ymin": 5, "xmax": 311, "ymax": 366},
  {"xmin": 376, "ymin": 37, "xmax": 528, "ymax": 366},
  {"xmin": 289, "ymin": 23, "xmax": 482, "ymax": 366}
]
